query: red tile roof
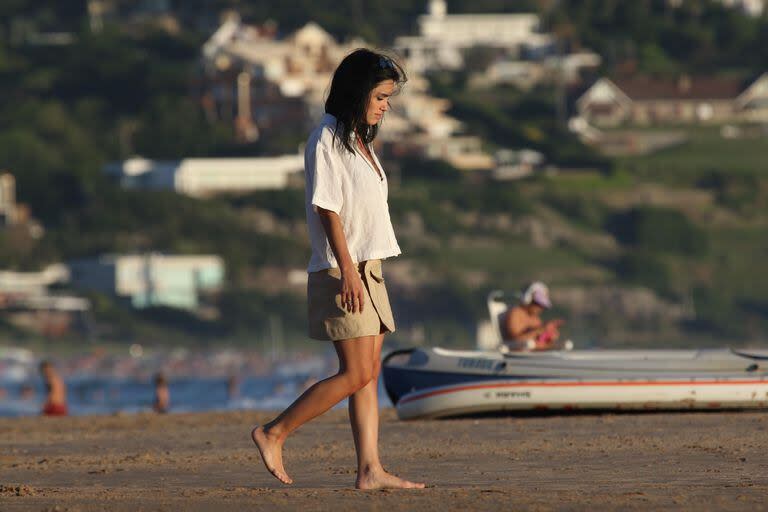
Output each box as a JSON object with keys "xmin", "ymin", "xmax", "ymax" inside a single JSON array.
[{"xmin": 612, "ymin": 75, "xmax": 746, "ymax": 100}]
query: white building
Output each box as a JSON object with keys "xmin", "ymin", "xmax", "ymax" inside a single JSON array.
[
  {"xmin": 201, "ymin": 15, "xmax": 372, "ymax": 141},
  {"xmin": 68, "ymin": 254, "xmax": 225, "ymax": 310},
  {"xmin": 576, "ymin": 73, "xmax": 768, "ymax": 126},
  {"xmin": 721, "ymin": 0, "xmax": 765, "ymax": 15},
  {"xmin": 200, "ymin": 12, "xmax": 500, "ymax": 174},
  {"xmin": 0, "ymin": 264, "xmax": 90, "ymax": 315},
  {"xmin": 105, "ymin": 155, "xmax": 304, "ymax": 197},
  {"xmin": 0, "ymin": 173, "xmax": 17, "ymax": 225},
  {"xmin": 394, "ymin": 0, "xmax": 554, "ymax": 73},
  {"xmin": 0, "ymin": 172, "xmax": 45, "ymax": 238},
  {"xmin": 0, "ymin": 264, "xmax": 69, "ymax": 297},
  {"xmin": 493, "ymin": 149, "xmax": 546, "ymax": 180},
  {"xmin": 668, "ymin": 0, "xmax": 764, "ymax": 15},
  {"xmin": 202, "ymin": 15, "xmax": 363, "ymax": 109}
]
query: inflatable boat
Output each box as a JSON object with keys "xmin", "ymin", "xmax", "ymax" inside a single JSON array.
[
  {"xmin": 382, "ymin": 291, "xmax": 768, "ymax": 419},
  {"xmin": 383, "ymin": 346, "xmax": 768, "ymax": 419}
]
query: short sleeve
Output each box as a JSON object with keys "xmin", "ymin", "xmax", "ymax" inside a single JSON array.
[{"xmin": 310, "ymin": 143, "xmax": 344, "ymax": 214}]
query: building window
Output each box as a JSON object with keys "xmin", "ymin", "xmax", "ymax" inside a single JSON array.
[{"xmin": 696, "ymin": 103, "xmax": 713, "ymax": 122}]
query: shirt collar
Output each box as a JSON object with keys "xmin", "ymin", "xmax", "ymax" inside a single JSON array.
[{"xmin": 322, "ymin": 113, "xmax": 362, "ymax": 142}]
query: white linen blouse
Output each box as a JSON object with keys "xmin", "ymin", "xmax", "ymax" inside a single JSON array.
[{"xmin": 304, "ymin": 114, "xmax": 401, "ymax": 272}]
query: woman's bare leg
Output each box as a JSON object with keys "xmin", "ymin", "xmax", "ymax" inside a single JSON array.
[
  {"xmin": 348, "ymin": 333, "xmax": 383, "ymax": 474},
  {"xmin": 349, "ymin": 332, "xmax": 426, "ymax": 489},
  {"xmin": 252, "ymin": 335, "xmax": 377, "ymax": 484}
]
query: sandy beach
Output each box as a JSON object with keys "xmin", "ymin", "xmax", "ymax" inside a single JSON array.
[{"xmin": 2, "ymin": 408, "xmax": 767, "ymax": 511}]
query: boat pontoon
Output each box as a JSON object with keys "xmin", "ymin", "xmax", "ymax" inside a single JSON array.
[{"xmin": 382, "ymin": 291, "xmax": 768, "ymax": 419}]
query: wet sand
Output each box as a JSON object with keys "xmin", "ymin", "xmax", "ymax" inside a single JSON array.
[{"xmin": 1, "ymin": 409, "xmax": 767, "ymax": 511}]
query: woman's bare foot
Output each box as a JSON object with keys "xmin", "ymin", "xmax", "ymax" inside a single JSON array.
[
  {"xmin": 251, "ymin": 425, "xmax": 292, "ymax": 484},
  {"xmin": 355, "ymin": 465, "xmax": 426, "ymax": 490}
]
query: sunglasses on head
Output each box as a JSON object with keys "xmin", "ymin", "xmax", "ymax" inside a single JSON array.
[{"xmin": 379, "ymin": 56, "xmax": 394, "ymax": 70}]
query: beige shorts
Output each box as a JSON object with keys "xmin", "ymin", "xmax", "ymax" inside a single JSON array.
[{"xmin": 307, "ymin": 259, "xmax": 396, "ymax": 341}]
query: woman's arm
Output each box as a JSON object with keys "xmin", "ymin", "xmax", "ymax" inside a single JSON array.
[
  {"xmin": 514, "ymin": 325, "xmax": 546, "ymax": 341},
  {"xmin": 317, "ymin": 207, "xmax": 365, "ymax": 313}
]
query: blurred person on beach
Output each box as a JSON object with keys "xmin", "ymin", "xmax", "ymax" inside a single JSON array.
[
  {"xmin": 503, "ymin": 282, "xmax": 564, "ymax": 351},
  {"xmin": 153, "ymin": 373, "xmax": 170, "ymax": 413},
  {"xmin": 20, "ymin": 383, "xmax": 35, "ymax": 400},
  {"xmin": 40, "ymin": 361, "xmax": 68, "ymax": 416},
  {"xmin": 227, "ymin": 375, "xmax": 239, "ymax": 400},
  {"xmin": 252, "ymin": 49, "xmax": 424, "ymax": 490}
]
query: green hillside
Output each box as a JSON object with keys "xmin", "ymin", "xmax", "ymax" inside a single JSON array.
[{"xmin": 0, "ymin": 1, "xmax": 767, "ymax": 349}]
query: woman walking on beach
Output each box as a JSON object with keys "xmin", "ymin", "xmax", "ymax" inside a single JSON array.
[{"xmin": 252, "ymin": 49, "xmax": 424, "ymax": 490}]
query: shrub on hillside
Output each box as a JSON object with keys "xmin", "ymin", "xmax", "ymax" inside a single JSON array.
[
  {"xmin": 399, "ymin": 157, "xmax": 463, "ymax": 183},
  {"xmin": 543, "ymin": 193, "xmax": 607, "ymax": 229},
  {"xmin": 441, "ymin": 183, "xmax": 532, "ymax": 215},
  {"xmin": 697, "ymin": 171, "xmax": 762, "ymax": 213},
  {"xmin": 606, "ymin": 207, "xmax": 707, "ymax": 256},
  {"xmin": 227, "ymin": 189, "xmax": 305, "ymax": 221},
  {"xmin": 615, "ymin": 251, "xmax": 673, "ymax": 296},
  {"xmin": 218, "ymin": 289, "xmax": 306, "ymax": 334}
]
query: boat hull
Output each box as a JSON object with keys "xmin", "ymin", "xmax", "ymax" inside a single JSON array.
[
  {"xmin": 382, "ymin": 347, "xmax": 768, "ymax": 419},
  {"xmin": 396, "ymin": 377, "xmax": 768, "ymax": 420}
]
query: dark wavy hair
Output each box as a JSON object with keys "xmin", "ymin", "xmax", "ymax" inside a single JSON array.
[{"xmin": 325, "ymin": 48, "xmax": 407, "ymax": 155}]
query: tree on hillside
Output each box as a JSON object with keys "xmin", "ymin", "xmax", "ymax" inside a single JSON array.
[{"xmin": 544, "ymin": 0, "xmax": 767, "ymax": 75}]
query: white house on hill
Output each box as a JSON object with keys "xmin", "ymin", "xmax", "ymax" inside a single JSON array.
[
  {"xmin": 395, "ymin": 0, "xmax": 553, "ymax": 73},
  {"xmin": 105, "ymin": 155, "xmax": 304, "ymax": 197},
  {"xmin": 68, "ymin": 254, "xmax": 224, "ymax": 310},
  {"xmin": 576, "ymin": 73, "xmax": 768, "ymax": 126}
]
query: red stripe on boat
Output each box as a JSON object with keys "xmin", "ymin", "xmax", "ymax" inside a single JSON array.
[{"xmin": 398, "ymin": 379, "xmax": 768, "ymax": 405}]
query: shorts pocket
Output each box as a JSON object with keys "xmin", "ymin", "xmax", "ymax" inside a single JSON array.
[{"xmin": 369, "ymin": 266, "xmax": 385, "ymax": 283}]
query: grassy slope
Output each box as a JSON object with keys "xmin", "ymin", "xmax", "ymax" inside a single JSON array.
[{"xmin": 618, "ymin": 126, "xmax": 768, "ymax": 182}]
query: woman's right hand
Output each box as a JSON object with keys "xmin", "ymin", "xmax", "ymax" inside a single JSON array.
[{"xmin": 340, "ymin": 265, "xmax": 365, "ymax": 313}]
